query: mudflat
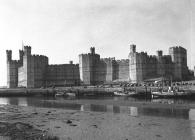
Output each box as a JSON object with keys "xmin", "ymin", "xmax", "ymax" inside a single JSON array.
[{"xmin": 0, "ymin": 103, "xmax": 194, "ymax": 140}]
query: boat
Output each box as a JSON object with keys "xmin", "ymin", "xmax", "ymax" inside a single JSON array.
[
  {"xmin": 114, "ymin": 91, "xmax": 137, "ymax": 96},
  {"xmin": 65, "ymin": 92, "xmax": 76, "ymax": 97},
  {"xmin": 127, "ymin": 91, "xmax": 138, "ymax": 97},
  {"xmin": 151, "ymin": 89, "xmax": 186, "ymax": 98},
  {"xmin": 55, "ymin": 91, "xmax": 76, "ymax": 97},
  {"xmin": 55, "ymin": 91, "xmax": 66, "ymax": 97},
  {"xmin": 114, "ymin": 91, "xmax": 127, "ymax": 96}
]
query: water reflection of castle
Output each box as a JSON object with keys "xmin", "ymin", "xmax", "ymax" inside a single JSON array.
[
  {"xmin": 1, "ymin": 97, "xmax": 195, "ymax": 139},
  {"xmin": 0, "ymin": 97, "xmax": 194, "ymax": 120}
]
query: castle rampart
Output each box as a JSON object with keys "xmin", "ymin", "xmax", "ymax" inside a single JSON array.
[
  {"xmin": 46, "ymin": 63, "xmax": 80, "ymax": 86},
  {"xmin": 7, "ymin": 44, "xmax": 192, "ymax": 87},
  {"xmin": 129, "ymin": 44, "xmax": 190, "ymax": 83},
  {"xmin": 79, "ymin": 48, "xmax": 131, "ymax": 84}
]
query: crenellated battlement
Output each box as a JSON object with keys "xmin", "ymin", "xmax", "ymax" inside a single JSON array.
[
  {"xmin": 23, "ymin": 45, "xmax": 31, "ymax": 56},
  {"xmin": 31, "ymin": 54, "xmax": 48, "ymax": 59},
  {"xmin": 116, "ymin": 59, "xmax": 129, "ymax": 63},
  {"xmin": 6, "ymin": 50, "xmax": 12, "ymax": 62},
  {"xmin": 48, "ymin": 63, "xmax": 78, "ymax": 67},
  {"xmin": 169, "ymin": 46, "xmax": 186, "ymax": 53},
  {"xmin": 101, "ymin": 57, "xmax": 116, "ymax": 62},
  {"xmin": 130, "ymin": 44, "xmax": 136, "ymax": 53}
]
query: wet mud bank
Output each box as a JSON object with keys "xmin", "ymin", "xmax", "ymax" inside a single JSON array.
[{"xmin": 0, "ymin": 104, "xmax": 194, "ymax": 140}]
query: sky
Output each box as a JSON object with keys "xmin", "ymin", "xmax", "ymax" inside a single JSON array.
[{"xmin": 0, "ymin": 0, "xmax": 194, "ymax": 86}]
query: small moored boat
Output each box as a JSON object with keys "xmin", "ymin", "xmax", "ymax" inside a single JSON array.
[
  {"xmin": 55, "ymin": 91, "xmax": 66, "ymax": 97},
  {"xmin": 151, "ymin": 90, "xmax": 186, "ymax": 98},
  {"xmin": 114, "ymin": 91, "xmax": 137, "ymax": 96},
  {"xmin": 66, "ymin": 92, "xmax": 76, "ymax": 97}
]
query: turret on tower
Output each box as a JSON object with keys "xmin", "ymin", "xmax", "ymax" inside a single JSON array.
[
  {"xmin": 90, "ymin": 47, "xmax": 95, "ymax": 54},
  {"xmin": 130, "ymin": 44, "xmax": 136, "ymax": 53},
  {"xmin": 157, "ymin": 50, "xmax": 163, "ymax": 57},
  {"xmin": 6, "ymin": 50, "xmax": 12, "ymax": 62},
  {"xmin": 24, "ymin": 46, "xmax": 31, "ymax": 56},
  {"xmin": 19, "ymin": 50, "xmax": 24, "ymax": 62}
]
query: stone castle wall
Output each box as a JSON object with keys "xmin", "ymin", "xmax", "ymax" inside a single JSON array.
[
  {"xmin": 79, "ymin": 48, "xmax": 130, "ymax": 85},
  {"xmin": 129, "ymin": 45, "xmax": 190, "ymax": 83},
  {"xmin": 169, "ymin": 46, "xmax": 188, "ymax": 81},
  {"xmin": 18, "ymin": 46, "xmax": 49, "ymax": 88},
  {"xmin": 116, "ymin": 59, "xmax": 129, "ymax": 81},
  {"xmin": 46, "ymin": 63, "xmax": 80, "ymax": 86},
  {"xmin": 7, "ymin": 44, "xmax": 192, "ymax": 88},
  {"xmin": 8, "ymin": 46, "xmax": 79, "ymax": 88},
  {"xmin": 79, "ymin": 47, "xmax": 102, "ymax": 85}
]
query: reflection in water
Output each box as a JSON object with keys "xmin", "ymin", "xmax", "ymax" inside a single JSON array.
[
  {"xmin": 18, "ymin": 98, "xmax": 28, "ymax": 106},
  {"xmin": 129, "ymin": 107, "xmax": 138, "ymax": 117},
  {"xmin": 80, "ymin": 105, "xmax": 84, "ymax": 111},
  {"xmin": 0, "ymin": 97, "xmax": 194, "ymax": 120},
  {"xmin": 0, "ymin": 98, "xmax": 9, "ymax": 105},
  {"xmin": 113, "ymin": 106, "xmax": 120, "ymax": 113},
  {"xmin": 189, "ymin": 109, "xmax": 195, "ymax": 137},
  {"xmin": 0, "ymin": 97, "xmax": 195, "ymax": 139},
  {"xmin": 138, "ymin": 107, "xmax": 189, "ymax": 119},
  {"xmin": 90, "ymin": 104, "xmax": 107, "ymax": 112}
]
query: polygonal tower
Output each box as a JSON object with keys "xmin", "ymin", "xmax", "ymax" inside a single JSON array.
[
  {"xmin": 6, "ymin": 50, "xmax": 22, "ymax": 88},
  {"xmin": 128, "ymin": 44, "xmax": 137, "ymax": 83},
  {"xmin": 79, "ymin": 47, "xmax": 100, "ymax": 85},
  {"xmin": 169, "ymin": 46, "xmax": 188, "ymax": 81}
]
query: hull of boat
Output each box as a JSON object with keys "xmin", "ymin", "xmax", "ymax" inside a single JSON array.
[{"xmin": 151, "ymin": 91, "xmax": 187, "ymax": 98}]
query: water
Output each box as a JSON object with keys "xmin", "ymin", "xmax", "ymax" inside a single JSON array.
[
  {"xmin": 0, "ymin": 96, "xmax": 195, "ymax": 120},
  {"xmin": 1, "ymin": 96, "xmax": 195, "ymax": 139}
]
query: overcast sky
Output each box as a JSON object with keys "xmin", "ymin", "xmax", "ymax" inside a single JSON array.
[{"xmin": 0, "ymin": 0, "xmax": 194, "ymax": 86}]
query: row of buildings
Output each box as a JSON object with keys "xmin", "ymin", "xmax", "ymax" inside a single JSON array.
[{"xmin": 6, "ymin": 44, "xmax": 193, "ymax": 88}]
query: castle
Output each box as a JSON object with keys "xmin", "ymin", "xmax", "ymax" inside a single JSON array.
[
  {"xmin": 6, "ymin": 44, "xmax": 192, "ymax": 88},
  {"xmin": 129, "ymin": 45, "xmax": 189, "ymax": 83},
  {"xmin": 79, "ymin": 47, "xmax": 129, "ymax": 85},
  {"xmin": 6, "ymin": 46, "xmax": 80, "ymax": 88}
]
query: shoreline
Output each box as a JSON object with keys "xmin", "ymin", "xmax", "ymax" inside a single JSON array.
[
  {"xmin": 1, "ymin": 85, "xmax": 195, "ymax": 97},
  {"xmin": 41, "ymin": 97, "xmax": 195, "ymax": 109},
  {"xmin": 0, "ymin": 104, "xmax": 194, "ymax": 140}
]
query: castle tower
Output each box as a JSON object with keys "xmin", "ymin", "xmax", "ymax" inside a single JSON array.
[
  {"xmin": 6, "ymin": 50, "xmax": 19, "ymax": 88},
  {"xmin": 156, "ymin": 50, "xmax": 164, "ymax": 76},
  {"xmin": 169, "ymin": 46, "xmax": 187, "ymax": 81},
  {"xmin": 79, "ymin": 47, "xmax": 100, "ymax": 85},
  {"xmin": 129, "ymin": 44, "xmax": 137, "ymax": 82},
  {"xmin": 6, "ymin": 50, "xmax": 12, "ymax": 88},
  {"xmin": 22, "ymin": 46, "xmax": 32, "ymax": 87}
]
